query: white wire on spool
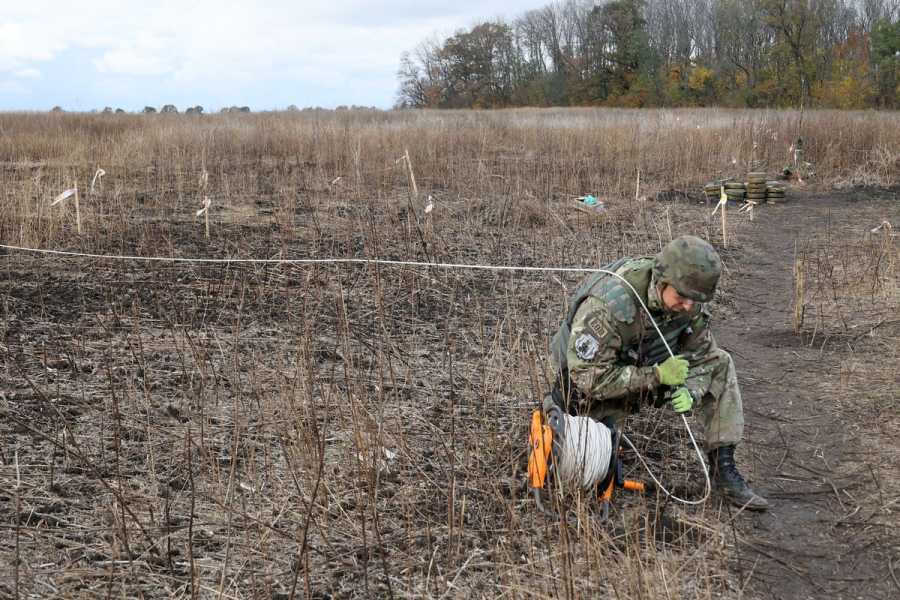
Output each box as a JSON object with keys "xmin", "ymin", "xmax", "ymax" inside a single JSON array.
[{"xmin": 553, "ymin": 413, "xmax": 613, "ymax": 490}]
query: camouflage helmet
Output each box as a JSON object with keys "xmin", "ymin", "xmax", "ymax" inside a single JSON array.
[{"xmin": 653, "ymin": 236, "xmax": 722, "ymax": 302}]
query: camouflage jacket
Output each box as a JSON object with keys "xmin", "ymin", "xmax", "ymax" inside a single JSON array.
[{"xmin": 549, "ymin": 257, "xmax": 717, "ymax": 403}]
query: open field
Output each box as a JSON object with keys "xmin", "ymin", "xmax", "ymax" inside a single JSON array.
[{"xmin": 0, "ymin": 108, "xmax": 898, "ymax": 599}]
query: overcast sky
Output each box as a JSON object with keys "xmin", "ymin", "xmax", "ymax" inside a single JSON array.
[{"xmin": 0, "ymin": 1, "xmax": 551, "ymax": 112}]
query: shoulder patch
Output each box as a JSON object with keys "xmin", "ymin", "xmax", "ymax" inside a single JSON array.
[
  {"xmin": 574, "ymin": 333, "xmax": 600, "ymax": 361},
  {"xmin": 586, "ymin": 312, "xmax": 611, "ymax": 342}
]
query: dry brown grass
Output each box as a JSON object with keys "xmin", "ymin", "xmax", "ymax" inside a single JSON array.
[
  {"xmin": 793, "ymin": 217, "xmax": 898, "ymax": 345},
  {"xmin": 0, "ymin": 108, "xmax": 896, "ymax": 598},
  {"xmin": 1, "ymin": 107, "xmax": 898, "ymax": 249},
  {"xmin": 790, "ymin": 197, "xmax": 900, "ymax": 565}
]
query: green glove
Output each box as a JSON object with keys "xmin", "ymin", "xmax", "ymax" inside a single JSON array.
[
  {"xmin": 655, "ymin": 355, "xmax": 689, "ymax": 386},
  {"xmin": 671, "ymin": 387, "xmax": 694, "ymax": 413}
]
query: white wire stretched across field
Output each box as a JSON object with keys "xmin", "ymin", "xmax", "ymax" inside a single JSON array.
[
  {"xmin": 0, "ymin": 244, "xmax": 599, "ymax": 272},
  {"xmin": 0, "ymin": 242, "xmax": 710, "ymax": 505}
]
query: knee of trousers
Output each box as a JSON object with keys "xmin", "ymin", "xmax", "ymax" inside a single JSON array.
[
  {"xmin": 705, "ymin": 349, "xmax": 737, "ymax": 390},
  {"xmin": 705, "ymin": 348, "xmax": 734, "ymax": 371}
]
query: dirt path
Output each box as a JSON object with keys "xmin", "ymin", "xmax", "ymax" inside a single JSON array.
[{"xmin": 715, "ymin": 188, "xmax": 899, "ymax": 600}]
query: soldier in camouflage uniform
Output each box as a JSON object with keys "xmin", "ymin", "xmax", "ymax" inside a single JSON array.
[{"xmin": 547, "ymin": 235, "xmax": 768, "ymax": 510}]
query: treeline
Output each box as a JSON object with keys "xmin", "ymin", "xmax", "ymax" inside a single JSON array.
[{"xmin": 396, "ymin": 0, "xmax": 900, "ymax": 109}]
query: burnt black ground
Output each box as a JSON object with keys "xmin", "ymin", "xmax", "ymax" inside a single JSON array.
[{"xmin": 1, "ymin": 183, "xmax": 896, "ymax": 599}]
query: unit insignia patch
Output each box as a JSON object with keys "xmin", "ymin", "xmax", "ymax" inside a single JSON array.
[{"xmin": 574, "ymin": 333, "xmax": 600, "ymax": 361}]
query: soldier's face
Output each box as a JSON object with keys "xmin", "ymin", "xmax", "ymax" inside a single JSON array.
[{"xmin": 660, "ymin": 284, "xmax": 695, "ymax": 313}]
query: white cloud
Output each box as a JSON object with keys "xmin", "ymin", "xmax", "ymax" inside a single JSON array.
[
  {"xmin": 95, "ymin": 48, "xmax": 172, "ymax": 76},
  {"xmin": 0, "ymin": 0, "xmax": 550, "ymax": 108},
  {"xmin": 13, "ymin": 68, "xmax": 41, "ymax": 79},
  {"xmin": 0, "ymin": 80, "xmax": 29, "ymax": 95},
  {"xmin": 94, "ymin": 33, "xmax": 177, "ymax": 76},
  {"xmin": 0, "ymin": 22, "xmax": 65, "ymax": 70}
]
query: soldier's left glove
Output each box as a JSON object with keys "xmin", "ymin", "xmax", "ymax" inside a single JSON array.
[
  {"xmin": 671, "ymin": 387, "xmax": 693, "ymax": 413},
  {"xmin": 655, "ymin": 355, "xmax": 689, "ymax": 386}
]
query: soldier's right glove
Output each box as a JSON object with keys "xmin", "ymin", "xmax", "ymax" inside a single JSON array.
[
  {"xmin": 670, "ymin": 387, "xmax": 694, "ymax": 413},
  {"xmin": 655, "ymin": 355, "xmax": 689, "ymax": 386}
]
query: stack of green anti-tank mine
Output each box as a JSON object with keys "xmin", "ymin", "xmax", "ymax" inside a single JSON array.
[
  {"xmin": 724, "ymin": 180, "xmax": 746, "ymax": 201},
  {"xmin": 766, "ymin": 181, "xmax": 786, "ymax": 204},
  {"xmin": 703, "ymin": 182, "xmax": 722, "ymax": 201},
  {"xmin": 746, "ymin": 172, "xmax": 767, "ymax": 204},
  {"xmin": 703, "ymin": 180, "xmax": 746, "ymax": 202},
  {"xmin": 703, "ymin": 174, "xmax": 788, "ymax": 206}
]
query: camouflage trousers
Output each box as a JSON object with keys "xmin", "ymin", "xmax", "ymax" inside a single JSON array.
[{"xmin": 547, "ymin": 348, "xmax": 744, "ymax": 450}]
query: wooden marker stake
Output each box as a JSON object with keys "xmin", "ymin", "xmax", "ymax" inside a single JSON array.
[
  {"xmin": 404, "ymin": 148, "xmax": 419, "ymax": 202},
  {"xmin": 197, "ymin": 197, "xmax": 211, "ymax": 239},
  {"xmin": 721, "ymin": 194, "xmax": 727, "ymax": 248},
  {"xmin": 74, "ymin": 183, "xmax": 81, "ymax": 235},
  {"xmin": 713, "ymin": 185, "xmax": 728, "ymax": 249}
]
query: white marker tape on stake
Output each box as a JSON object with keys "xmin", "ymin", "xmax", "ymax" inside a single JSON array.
[
  {"xmin": 196, "ymin": 197, "xmax": 211, "ymax": 217},
  {"xmin": 90, "ymin": 169, "xmax": 106, "ymax": 194},
  {"xmin": 51, "ymin": 189, "xmax": 76, "ymax": 207},
  {"xmin": 738, "ymin": 200, "xmax": 757, "ymax": 221},
  {"xmin": 711, "ymin": 189, "xmax": 728, "ymax": 216}
]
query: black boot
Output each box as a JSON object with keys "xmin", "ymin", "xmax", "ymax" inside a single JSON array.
[{"xmin": 708, "ymin": 446, "xmax": 769, "ymax": 511}]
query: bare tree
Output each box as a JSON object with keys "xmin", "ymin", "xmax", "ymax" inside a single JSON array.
[
  {"xmin": 646, "ymin": 0, "xmax": 707, "ymax": 65},
  {"xmin": 714, "ymin": 0, "xmax": 773, "ymax": 96},
  {"xmin": 515, "ymin": 9, "xmax": 551, "ymax": 76},
  {"xmin": 855, "ymin": 0, "xmax": 900, "ymax": 31}
]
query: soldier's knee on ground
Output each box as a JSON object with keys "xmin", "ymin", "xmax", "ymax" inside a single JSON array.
[{"xmin": 542, "ymin": 394, "xmax": 557, "ymax": 414}]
